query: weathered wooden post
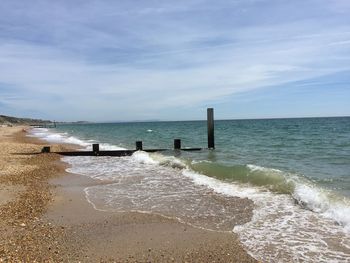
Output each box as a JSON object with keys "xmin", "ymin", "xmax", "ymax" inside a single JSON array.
[
  {"xmin": 41, "ymin": 146, "xmax": 51, "ymax": 153},
  {"xmin": 136, "ymin": 141, "xmax": 143, "ymax": 150},
  {"xmin": 92, "ymin": 144, "xmax": 99, "ymax": 153},
  {"xmin": 174, "ymin": 139, "xmax": 181, "ymax": 150},
  {"xmin": 207, "ymin": 108, "xmax": 215, "ymax": 149}
]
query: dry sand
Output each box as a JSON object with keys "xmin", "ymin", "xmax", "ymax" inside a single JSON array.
[{"xmin": 0, "ymin": 126, "xmax": 258, "ymax": 262}]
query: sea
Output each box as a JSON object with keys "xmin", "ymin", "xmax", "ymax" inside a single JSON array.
[{"xmin": 30, "ymin": 117, "xmax": 350, "ymax": 262}]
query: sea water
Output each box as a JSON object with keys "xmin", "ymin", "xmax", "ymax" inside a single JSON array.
[{"xmin": 30, "ymin": 117, "xmax": 350, "ymax": 262}]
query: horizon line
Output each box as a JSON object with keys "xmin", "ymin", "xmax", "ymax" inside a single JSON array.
[{"xmin": 59, "ymin": 115, "xmax": 350, "ymax": 124}]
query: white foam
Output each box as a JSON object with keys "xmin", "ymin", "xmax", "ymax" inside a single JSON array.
[
  {"xmin": 64, "ymin": 154, "xmax": 252, "ymax": 231},
  {"xmin": 99, "ymin": 143, "xmax": 126, "ymax": 151},
  {"xmin": 182, "ymin": 169, "xmax": 350, "ymax": 262},
  {"xmin": 29, "ymin": 128, "xmax": 126, "ymax": 151},
  {"xmin": 247, "ymin": 164, "xmax": 350, "ymax": 233},
  {"xmin": 130, "ymin": 151, "xmax": 187, "ymax": 169},
  {"xmin": 131, "ymin": 151, "xmax": 158, "ymax": 164},
  {"xmin": 247, "ymin": 164, "xmax": 282, "ymax": 173},
  {"xmin": 29, "ymin": 128, "xmax": 90, "ymax": 148},
  {"xmin": 182, "ymin": 169, "xmax": 257, "ymax": 198},
  {"xmin": 293, "ymin": 183, "xmax": 330, "ymax": 212},
  {"xmin": 153, "ymin": 154, "xmax": 187, "ymax": 169},
  {"xmin": 293, "ymin": 183, "xmax": 350, "ymax": 232}
]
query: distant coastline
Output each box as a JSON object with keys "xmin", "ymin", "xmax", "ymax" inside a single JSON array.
[
  {"xmin": 0, "ymin": 114, "xmax": 52, "ymax": 126},
  {"xmin": 0, "ymin": 114, "xmax": 91, "ymax": 126}
]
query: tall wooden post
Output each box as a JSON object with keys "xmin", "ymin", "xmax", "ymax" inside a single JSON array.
[{"xmin": 207, "ymin": 108, "xmax": 215, "ymax": 149}]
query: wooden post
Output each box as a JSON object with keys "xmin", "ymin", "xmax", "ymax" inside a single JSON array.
[
  {"xmin": 92, "ymin": 144, "xmax": 99, "ymax": 153},
  {"xmin": 174, "ymin": 139, "xmax": 181, "ymax": 150},
  {"xmin": 207, "ymin": 108, "xmax": 215, "ymax": 149},
  {"xmin": 136, "ymin": 141, "xmax": 143, "ymax": 150},
  {"xmin": 41, "ymin": 146, "xmax": 51, "ymax": 153}
]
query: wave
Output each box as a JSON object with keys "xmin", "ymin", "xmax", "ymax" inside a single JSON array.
[
  {"xmin": 30, "ymin": 128, "xmax": 91, "ymax": 147},
  {"xmin": 245, "ymin": 165, "xmax": 350, "ymax": 232},
  {"xmin": 189, "ymin": 161, "xmax": 296, "ymax": 193},
  {"xmin": 29, "ymin": 128, "xmax": 125, "ymax": 150},
  {"xmin": 178, "ymin": 168, "xmax": 350, "ymax": 262},
  {"xmin": 293, "ymin": 183, "xmax": 350, "ymax": 231},
  {"xmin": 133, "ymin": 152, "xmax": 350, "ymax": 232},
  {"xmin": 189, "ymin": 160, "xmax": 350, "ymax": 232}
]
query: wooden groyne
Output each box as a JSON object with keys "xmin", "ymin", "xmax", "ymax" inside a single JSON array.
[
  {"xmin": 30, "ymin": 122, "xmax": 56, "ymax": 128},
  {"xmin": 41, "ymin": 141, "xmax": 203, "ymax": 157},
  {"xmin": 39, "ymin": 108, "xmax": 215, "ymax": 157}
]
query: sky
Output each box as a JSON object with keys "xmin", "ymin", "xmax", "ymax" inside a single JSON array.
[{"xmin": 0, "ymin": 0, "xmax": 350, "ymax": 122}]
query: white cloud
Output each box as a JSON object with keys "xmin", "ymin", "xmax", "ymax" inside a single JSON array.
[{"xmin": 0, "ymin": 0, "xmax": 350, "ymax": 120}]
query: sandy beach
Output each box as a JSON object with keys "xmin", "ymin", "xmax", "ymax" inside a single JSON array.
[{"xmin": 0, "ymin": 126, "xmax": 257, "ymax": 262}]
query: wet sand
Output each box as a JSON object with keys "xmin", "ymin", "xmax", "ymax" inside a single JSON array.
[{"xmin": 0, "ymin": 126, "xmax": 258, "ymax": 262}]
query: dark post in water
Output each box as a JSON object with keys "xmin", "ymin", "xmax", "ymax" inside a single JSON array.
[
  {"xmin": 174, "ymin": 139, "xmax": 181, "ymax": 150},
  {"xmin": 41, "ymin": 146, "xmax": 51, "ymax": 153},
  {"xmin": 136, "ymin": 141, "xmax": 143, "ymax": 150},
  {"xmin": 92, "ymin": 144, "xmax": 99, "ymax": 153},
  {"xmin": 207, "ymin": 108, "xmax": 215, "ymax": 149}
]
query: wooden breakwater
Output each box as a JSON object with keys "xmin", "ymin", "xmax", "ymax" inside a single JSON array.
[
  {"xmin": 40, "ymin": 108, "xmax": 215, "ymax": 157},
  {"xmin": 30, "ymin": 122, "xmax": 56, "ymax": 128},
  {"xmin": 41, "ymin": 141, "xmax": 203, "ymax": 157}
]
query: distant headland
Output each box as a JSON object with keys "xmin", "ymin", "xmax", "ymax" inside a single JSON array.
[{"xmin": 0, "ymin": 115, "xmax": 91, "ymax": 126}]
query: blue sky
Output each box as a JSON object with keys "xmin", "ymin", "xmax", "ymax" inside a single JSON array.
[{"xmin": 0, "ymin": 0, "xmax": 349, "ymax": 121}]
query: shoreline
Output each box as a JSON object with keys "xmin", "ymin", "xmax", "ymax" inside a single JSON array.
[{"xmin": 0, "ymin": 126, "xmax": 257, "ymax": 262}]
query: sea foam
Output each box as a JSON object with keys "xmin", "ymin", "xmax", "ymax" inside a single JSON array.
[
  {"xmin": 182, "ymin": 168, "xmax": 350, "ymax": 262},
  {"xmin": 30, "ymin": 128, "xmax": 350, "ymax": 262},
  {"xmin": 29, "ymin": 128, "xmax": 125, "ymax": 151},
  {"xmin": 245, "ymin": 164, "xmax": 350, "ymax": 233}
]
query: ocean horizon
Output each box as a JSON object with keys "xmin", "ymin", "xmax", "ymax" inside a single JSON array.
[{"xmin": 60, "ymin": 115, "xmax": 350, "ymax": 125}]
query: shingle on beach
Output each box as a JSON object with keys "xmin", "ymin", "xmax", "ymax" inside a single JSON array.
[{"xmin": 0, "ymin": 126, "xmax": 257, "ymax": 262}]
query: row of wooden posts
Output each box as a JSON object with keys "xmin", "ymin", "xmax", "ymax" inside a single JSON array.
[
  {"xmin": 41, "ymin": 108, "xmax": 215, "ymax": 156},
  {"xmin": 89, "ymin": 138, "xmax": 187, "ymax": 153},
  {"xmin": 41, "ymin": 139, "xmax": 203, "ymax": 155},
  {"xmin": 30, "ymin": 122, "xmax": 56, "ymax": 129}
]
